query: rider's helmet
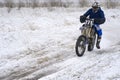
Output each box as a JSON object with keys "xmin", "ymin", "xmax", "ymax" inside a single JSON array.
[{"xmin": 92, "ymin": 2, "xmax": 100, "ymax": 12}]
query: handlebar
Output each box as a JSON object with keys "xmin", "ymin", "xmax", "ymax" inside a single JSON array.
[{"xmin": 85, "ymin": 18, "xmax": 94, "ymax": 21}]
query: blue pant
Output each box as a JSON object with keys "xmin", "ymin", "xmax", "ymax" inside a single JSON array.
[{"xmin": 93, "ymin": 24, "xmax": 102, "ymax": 37}]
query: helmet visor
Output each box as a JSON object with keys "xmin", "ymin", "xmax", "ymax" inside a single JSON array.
[{"xmin": 92, "ymin": 6, "xmax": 99, "ymax": 11}]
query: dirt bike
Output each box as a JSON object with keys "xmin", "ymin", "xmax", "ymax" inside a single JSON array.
[{"xmin": 75, "ymin": 18, "xmax": 96, "ymax": 57}]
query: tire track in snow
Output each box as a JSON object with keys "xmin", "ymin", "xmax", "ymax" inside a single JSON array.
[
  {"xmin": 0, "ymin": 45, "xmax": 75, "ymax": 80},
  {"xmin": 16, "ymin": 40, "xmax": 120, "ymax": 80}
]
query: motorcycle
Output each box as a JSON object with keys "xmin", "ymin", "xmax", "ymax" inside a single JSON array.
[{"xmin": 75, "ymin": 18, "xmax": 96, "ymax": 57}]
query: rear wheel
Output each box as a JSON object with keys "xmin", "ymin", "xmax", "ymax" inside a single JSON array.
[
  {"xmin": 88, "ymin": 37, "xmax": 96, "ymax": 51},
  {"xmin": 75, "ymin": 35, "xmax": 86, "ymax": 57},
  {"xmin": 88, "ymin": 30, "xmax": 96, "ymax": 51}
]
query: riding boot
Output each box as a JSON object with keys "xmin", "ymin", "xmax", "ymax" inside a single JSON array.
[{"xmin": 96, "ymin": 36, "xmax": 101, "ymax": 49}]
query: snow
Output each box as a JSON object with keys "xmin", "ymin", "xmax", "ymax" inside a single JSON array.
[{"xmin": 0, "ymin": 7, "xmax": 120, "ymax": 80}]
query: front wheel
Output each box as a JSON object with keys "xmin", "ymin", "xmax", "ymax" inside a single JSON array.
[{"xmin": 75, "ymin": 35, "xmax": 86, "ymax": 57}]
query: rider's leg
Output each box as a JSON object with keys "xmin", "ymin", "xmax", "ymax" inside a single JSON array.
[{"xmin": 93, "ymin": 24, "xmax": 102, "ymax": 49}]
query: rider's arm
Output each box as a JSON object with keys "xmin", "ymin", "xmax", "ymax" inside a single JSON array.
[
  {"xmin": 94, "ymin": 10, "xmax": 106, "ymax": 24},
  {"xmin": 83, "ymin": 9, "xmax": 91, "ymax": 17},
  {"xmin": 80, "ymin": 9, "xmax": 91, "ymax": 23},
  {"xmin": 100, "ymin": 10, "xmax": 105, "ymax": 19}
]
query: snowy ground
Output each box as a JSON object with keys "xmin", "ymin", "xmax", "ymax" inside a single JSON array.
[{"xmin": 0, "ymin": 7, "xmax": 120, "ymax": 80}]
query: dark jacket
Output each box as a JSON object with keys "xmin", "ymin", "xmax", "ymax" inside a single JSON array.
[{"xmin": 83, "ymin": 8, "xmax": 105, "ymax": 24}]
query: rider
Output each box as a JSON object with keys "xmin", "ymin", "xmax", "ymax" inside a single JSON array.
[{"xmin": 80, "ymin": 2, "xmax": 106, "ymax": 49}]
